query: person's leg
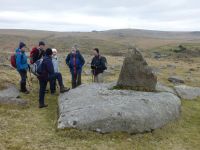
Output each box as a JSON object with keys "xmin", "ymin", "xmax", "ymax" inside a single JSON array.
[
  {"xmin": 77, "ymin": 73, "xmax": 81, "ymax": 87},
  {"xmin": 71, "ymin": 73, "xmax": 76, "ymax": 89},
  {"xmin": 98, "ymin": 73, "xmax": 104, "ymax": 83},
  {"xmin": 54, "ymin": 72, "xmax": 63, "ymax": 87},
  {"xmin": 74, "ymin": 73, "xmax": 78, "ymax": 88},
  {"xmin": 51, "ymin": 72, "xmax": 70, "ymax": 93},
  {"xmin": 19, "ymin": 70, "xmax": 29, "ymax": 93},
  {"xmin": 39, "ymin": 80, "xmax": 48, "ymax": 108},
  {"xmin": 94, "ymin": 75, "xmax": 98, "ymax": 83},
  {"xmin": 50, "ymin": 79, "xmax": 56, "ymax": 94}
]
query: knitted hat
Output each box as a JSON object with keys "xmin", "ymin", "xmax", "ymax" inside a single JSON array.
[
  {"xmin": 46, "ymin": 48, "xmax": 53, "ymax": 56},
  {"xmin": 19, "ymin": 42, "xmax": 26, "ymax": 49}
]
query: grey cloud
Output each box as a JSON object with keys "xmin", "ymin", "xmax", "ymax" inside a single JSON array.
[{"xmin": 0, "ymin": 0, "xmax": 200, "ymax": 31}]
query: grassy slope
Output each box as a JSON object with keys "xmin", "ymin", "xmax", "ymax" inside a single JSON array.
[
  {"xmin": 0, "ymin": 54, "xmax": 200, "ymax": 150},
  {"xmin": 1, "ymin": 29, "xmax": 200, "ymax": 55}
]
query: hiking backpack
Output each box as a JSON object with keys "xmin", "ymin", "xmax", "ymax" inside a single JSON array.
[
  {"xmin": 10, "ymin": 53, "xmax": 16, "ymax": 68},
  {"xmin": 100, "ymin": 56, "xmax": 107, "ymax": 71},
  {"xmin": 30, "ymin": 47, "xmax": 38, "ymax": 64},
  {"xmin": 30, "ymin": 59, "xmax": 43, "ymax": 76},
  {"xmin": 10, "ymin": 50, "xmax": 21, "ymax": 69}
]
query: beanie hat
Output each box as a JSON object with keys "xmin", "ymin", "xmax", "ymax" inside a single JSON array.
[
  {"xmin": 39, "ymin": 41, "xmax": 45, "ymax": 46},
  {"xmin": 46, "ymin": 48, "xmax": 53, "ymax": 56},
  {"xmin": 19, "ymin": 42, "xmax": 26, "ymax": 49}
]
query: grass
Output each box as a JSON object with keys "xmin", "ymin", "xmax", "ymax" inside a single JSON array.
[{"xmin": 0, "ymin": 54, "xmax": 200, "ymax": 150}]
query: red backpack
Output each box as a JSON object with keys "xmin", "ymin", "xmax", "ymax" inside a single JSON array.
[
  {"xmin": 30, "ymin": 47, "xmax": 38, "ymax": 64},
  {"xmin": 10, "ymin": 53, "xmax": 16, "ymax": 68}
]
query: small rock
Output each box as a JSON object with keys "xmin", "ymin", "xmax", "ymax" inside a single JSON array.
[
  {"xmin": 0, "ymin": 86, "xmax": 28, "ymax": 106},
  {"xmin": 168, "ymin": 76, "xmax": 185, "ymax": 84},
  {"xmin": 174, "ymin": 85, "xmax": 200, "ymax": 100}
]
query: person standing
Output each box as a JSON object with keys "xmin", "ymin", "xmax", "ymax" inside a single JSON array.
[
  {"xmin": 38, "ymin": 48, "xmax": 70, "ymax": 108},
  {"xmin": 66, "ymin": 45, "xmax": 85, "ymax": 88},
  {"xmin": 30, "ymin": 41, "xmax": 46, "ymax": 64},
  {"xmin": 91, "ymin": 48, "xmax": 107, "ymax": 83},
  {"xmin": 16, "ymin": 42, "xmax": 29, "ymax": 94},
  {"xmin": 50, "ymin": 48, "xmax": 59, "ymax": 94}
]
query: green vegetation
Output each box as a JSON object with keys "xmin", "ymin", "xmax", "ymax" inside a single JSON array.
[{"xmin": 1, "ymin": 54, "xmax": 200, "ymax": 150}]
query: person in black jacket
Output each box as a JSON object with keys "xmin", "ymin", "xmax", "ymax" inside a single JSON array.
[
  {"xmin": 31, "ymin": 41, "xmax": 46, "ymax": 64},
  {"xmin": 91, "ymin": 48, "xmax": 107, "ymax": 83},
  {"xmin": 38, "ymin": 48, "xmax": 70, "ymax": 108}
]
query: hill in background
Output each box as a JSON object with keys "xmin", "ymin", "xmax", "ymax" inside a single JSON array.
[{"xmin": 0, "ymin": 29, "xmax": 200, "ymax": 55}]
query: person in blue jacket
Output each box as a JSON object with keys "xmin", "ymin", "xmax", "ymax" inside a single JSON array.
[
  {"xmin": 38, "ymin": 48, "xmax": 70, "ymax": 108},
  {"xmin": 16, "ymin": 42, "xmax": 29, "ymax": 94},
  {"xmin": 66, "ymin": 45, "xmax": 85, "ymax": 88}
]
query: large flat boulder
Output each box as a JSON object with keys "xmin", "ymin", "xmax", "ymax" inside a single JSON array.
[
  {"xmin": 117, "ymin": 48, "xmax": 157, "ymax": 91},
  {"xmin": 174, "ymin": 85, "xmax": 200, "ymax": 100},
  {"xmin": 58, "ymin": 83, "xmax": 181, "ymax": 134}
]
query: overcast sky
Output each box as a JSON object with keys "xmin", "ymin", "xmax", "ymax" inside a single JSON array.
[{"xmin": 0, "ymin": 0, "xmax": 199, "ymax": 31}]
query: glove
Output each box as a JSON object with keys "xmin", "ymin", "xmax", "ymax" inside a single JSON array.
[{"xmin": 91, "ymin": 65, "xmax": 97, "ymax": 70}]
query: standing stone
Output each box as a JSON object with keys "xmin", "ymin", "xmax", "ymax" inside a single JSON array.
[{"xmin": 117, "ymin": 48, "xmax": 157, "ymax": 91}]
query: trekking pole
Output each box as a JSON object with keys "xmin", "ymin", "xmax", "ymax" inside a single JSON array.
[{"xmin": 27, "ymin": 75, "xmax": 31, "ymax": 90}]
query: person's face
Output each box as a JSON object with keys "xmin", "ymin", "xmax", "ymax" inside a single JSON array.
[
  {"xmin": 71, "ymin": 47, "xmax": 76, "ymax": 53},
  {"xmin": 53, "ymin": 51, "xmax": 57, "ymax": 56},
  {"xmin": 93, "ymin": 50, "xmax": 98, "ymax": 56},
  {"xmin": 39, "ymin": 45, "xmax": 45, "ymax": 50},
  {"xmin": 21, "ymin": 47, "xmax": 26, "ymax": 52}
]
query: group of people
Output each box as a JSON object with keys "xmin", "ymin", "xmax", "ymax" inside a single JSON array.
[{"xmin": 14, "ymin": 41, "xmax": 107, "ymax": 108}]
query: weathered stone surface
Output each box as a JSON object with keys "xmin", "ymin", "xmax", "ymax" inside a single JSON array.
[
  {"xmin": 156, "ymin": 82, "xmax": 176, "ymax": 95},
  {"xmin": 0, "ymin": 86, "xmax": 28, "ymax": 106},
  {"xmin": 117, "ymin": 48, "xmax": 157, "ymax": 91},
  {"xmin": 174, "ymin": 85, "xmax": 200, "ymax": 100},
  {"xmin": 58, "ymin": 83, "xmax": 181, "ymax": 134},
  {"xmin": 168, "ymin": 76, "xmax": 185, "ymax": 84}
]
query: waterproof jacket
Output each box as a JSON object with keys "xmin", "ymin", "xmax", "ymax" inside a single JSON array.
[
  {"xmin": 52, "ymin": 56, "xmax": 59, "ymax": 73},
  {"xmin": 38, "ymin": 55, "xmax": 54, "ymax": 81},
  {"xmin": 15, "ymin": 48, "xmax": 28, "ymax": 72},
  {"xmin": 91, "ymin": 55, "xmax": 107, "ymax": 75},
  {"xmin": 66, "ymin": 51, "xmax": 85, "ymax": 75}
]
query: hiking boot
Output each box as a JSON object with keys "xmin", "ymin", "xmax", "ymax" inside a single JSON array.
[
  {"xmin": 60, "ymin": 86, "xmax": 70, "ymax": 93},
  {"xmin": 23, "ymin": 90, "xmax": 30, "ymax": 94},
  {"xmin": 20, "ymin": 83, "xmax": 29, "ymax": 94},
  {"xmin": 39, "ymin": 104, "xmax": 48, "ymax": 108}
]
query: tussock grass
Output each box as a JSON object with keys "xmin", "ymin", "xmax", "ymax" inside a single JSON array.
[{"xmin": 0, "ymin": 55, "xmax": 200, "ymax": 150}]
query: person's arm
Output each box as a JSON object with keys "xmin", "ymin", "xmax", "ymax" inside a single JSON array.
[
  {"xmin": 91, "ymin": 57, "xmax": 96, "ymax": 70},
  {"xmin": 79, "ymin": 53, "xmax": 85, "ymax": 67},
  {"xmin": 16, "ymin": 52, "xmax": 22, "ymax": 71},
  {"xmin": 66, "ymin": 54, "xmax": 70, "ymax": 66}
]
